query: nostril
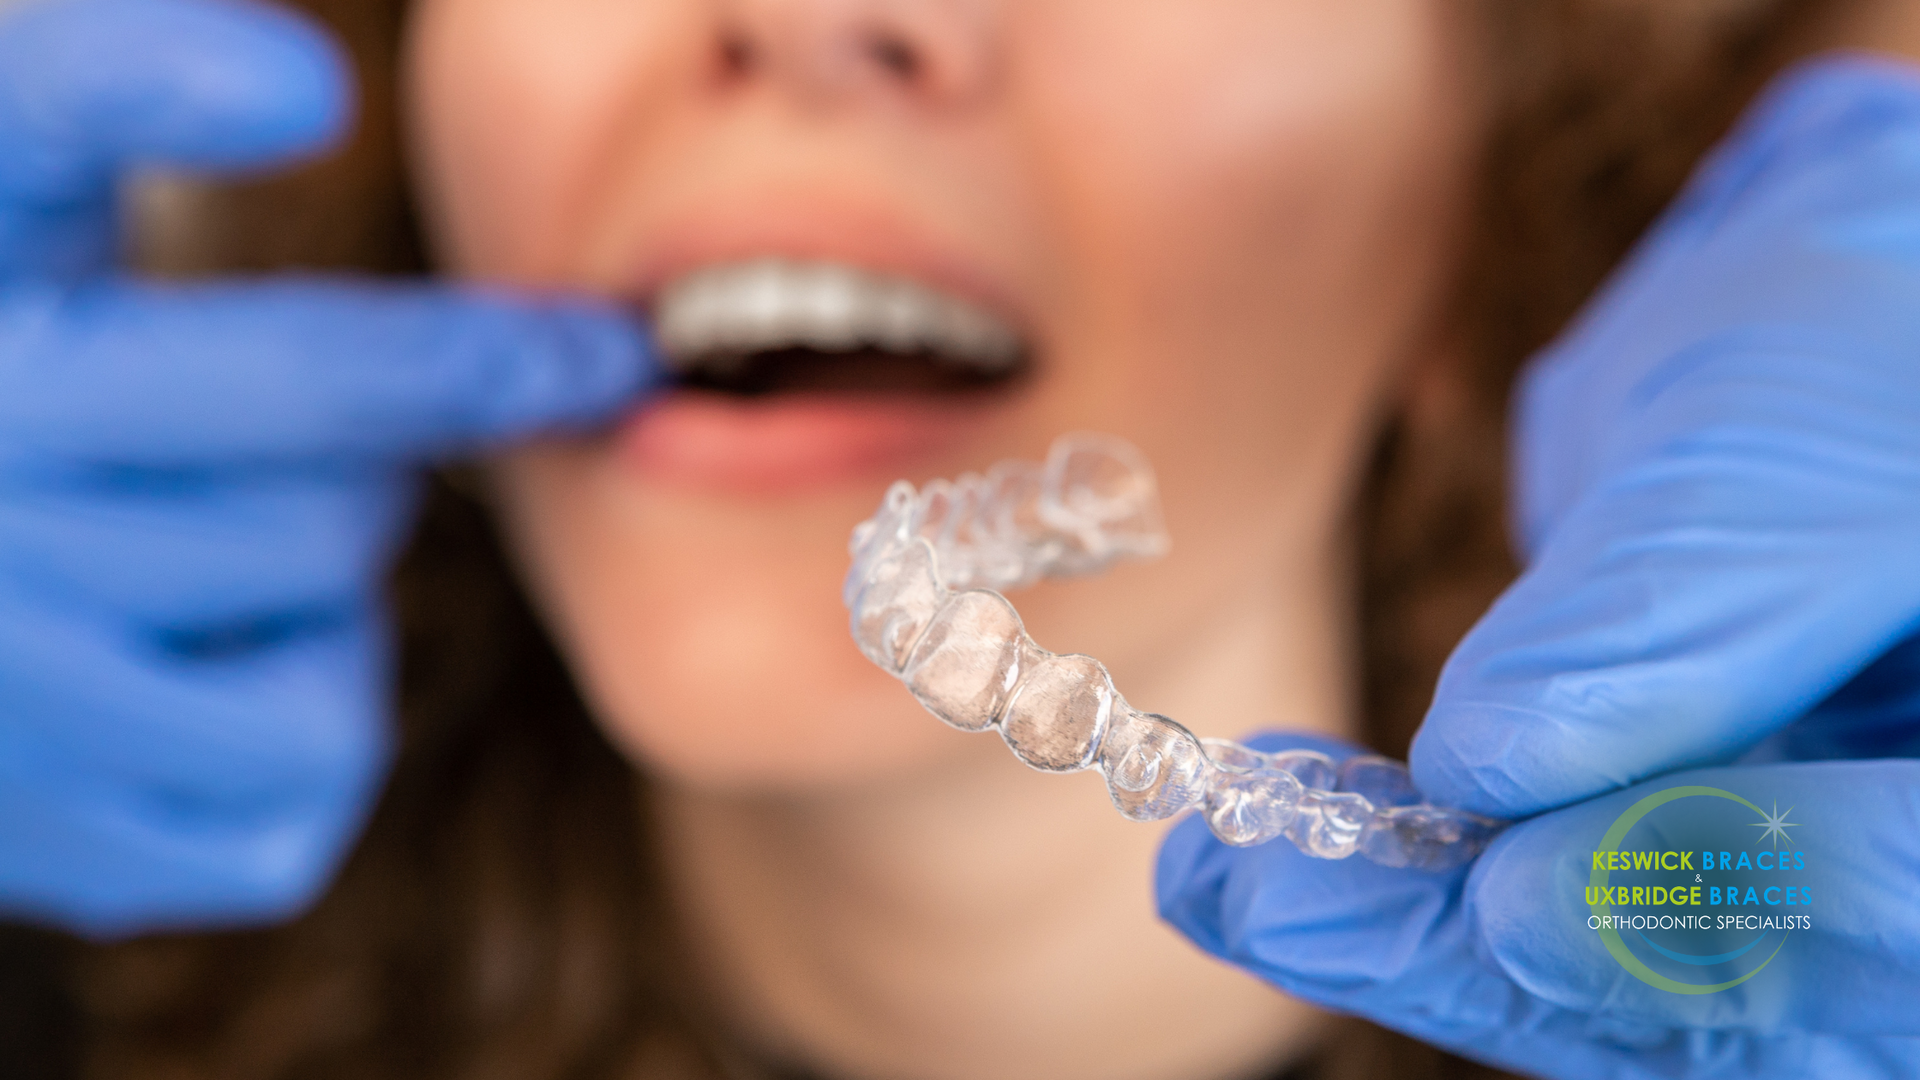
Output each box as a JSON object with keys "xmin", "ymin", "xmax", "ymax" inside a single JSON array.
[
  {"xmin": 717, "ymin": 28, "xmax": 757, "ymax": 80},
  {"xmin": 711, "ymin": 2, "xmax": 992, "ymax": 104},
  {"xmin": 865, "ymin": 30, "xmax": 922, "ymax": 83}
]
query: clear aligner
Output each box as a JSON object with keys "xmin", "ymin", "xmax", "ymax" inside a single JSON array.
[{"xmin": 844, "ymin": 433, "xmax": 1505, "ymax": 870}]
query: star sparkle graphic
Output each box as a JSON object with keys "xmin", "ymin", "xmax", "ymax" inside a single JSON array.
[{"xmin": 1752, "ymin": 800, "xmax": 1799, "ymax": 849}]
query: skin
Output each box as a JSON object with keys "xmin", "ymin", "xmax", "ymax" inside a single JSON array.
[{"xmin": 406, "ymin": 1, "xmax": 1478, "ymax": 1078}]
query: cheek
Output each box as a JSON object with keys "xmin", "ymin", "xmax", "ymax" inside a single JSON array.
[
  {"xmin": 1024, "ymin": 0, "xmax": 1467, "ymax": 364},
  {"xmin": 1008, "ymin": 0, "xmax": 1473, "ymax": 567},
  {"xmin": 406, "ymin": 0, "xmax": 691, "ymax": 281},
  {"xmin": 490, "ymin": 444, "xmax": 983, "ymax": 788}
]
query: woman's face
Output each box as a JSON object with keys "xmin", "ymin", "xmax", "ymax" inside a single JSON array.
[{"xmin": 408, "ymin": 0, "xmax": 1476, "ymax": 790}]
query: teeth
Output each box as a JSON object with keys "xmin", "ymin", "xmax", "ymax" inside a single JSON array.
[{"xmin": 654, "ymin": 258, "xmax": 1024, "ymax": 374}]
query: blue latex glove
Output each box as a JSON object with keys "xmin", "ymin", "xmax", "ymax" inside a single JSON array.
[
  {"xmin": 1159, "ymin": 56, "xmax": 1920, "ymax": 1078},
  {"xmin": 1161, "ymin": 735, "xmax": 1920, "ymax": 1079},
  {"xmin": 0, "ymin": 0, "xmax": 660, "ymax": 936}
]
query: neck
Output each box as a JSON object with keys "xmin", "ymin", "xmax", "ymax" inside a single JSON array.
[{"xmin": 652, "ymin": 555, "xmax": 1354, "ymax": 1080}]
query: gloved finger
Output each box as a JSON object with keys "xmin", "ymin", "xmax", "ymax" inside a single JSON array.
[
  {"xmin": 1471, "ymin": 760, "xmax": 1920, "ymax": 1036},
  {"xmin": 0, "ymin": 0, "xmax": 348, "ymax": 279},
  {"xmin": 0, "ymin": 589, "xmax": 389, "ymax": 935},
  {"xmin": 0, "ymin": 277, "xmax": 660, "ymax": 466},
  {"xmin": 0, "ymin": 469, "xmax": 415, "ymax": 629},
  {"xmin": 1413, "ymin": 60, "xmax": 1920, "ymax": 819},
  {"xmin": 0, "ymin": 578, "xmax": 387, "ymax": 799},
  {"xmin": 1746, "ymin": 631, "xmax": 1920, "ymax": 763},
  {"xmin": 1158, "ymin": 735, "xmax": 1920, "ymax": 1078}
]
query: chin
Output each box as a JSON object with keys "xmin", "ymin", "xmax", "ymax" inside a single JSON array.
[
  {"xmin": 495, "ymin": 431, "xmax": 1001, "ymax": 793},
  {"xmin": 590, "ymin": 625, "xmax": 978, "ymax": 794}
]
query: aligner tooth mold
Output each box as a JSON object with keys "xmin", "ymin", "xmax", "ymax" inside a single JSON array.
[{"xmin": 845, "ymin": 432, "xmax": 1504, "ymax": 870}]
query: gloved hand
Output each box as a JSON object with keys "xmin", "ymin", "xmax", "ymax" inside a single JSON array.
[
  {"xmin": 0, "ymin": 0, "xmax": 660, "ymax": 936},
  {"xmin": 1158, "ymin": 55, "xmax": 1920, "ymax": 1078},
  {"xmin": 1161, "ymin": 734, "xmax": 1920, "ymax": 1079}
]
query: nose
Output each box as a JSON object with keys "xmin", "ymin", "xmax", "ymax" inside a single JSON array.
[{"xmin": 712, "ymin": 0, "xmax": 998, "ymax": 108}]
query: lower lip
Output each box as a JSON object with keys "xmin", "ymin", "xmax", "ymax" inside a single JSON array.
[{"xmin": 619, "ymin": 390, "xmax": 1002, "ymax": 493}]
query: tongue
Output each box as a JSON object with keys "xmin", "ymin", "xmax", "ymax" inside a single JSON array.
[{"xmin": 680, "ymin": 347, "xmax": 1017, "ymax": 396}]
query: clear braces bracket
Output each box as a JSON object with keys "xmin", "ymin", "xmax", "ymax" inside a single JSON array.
[{"xmin": 843, "ymin": 433, "xmax": 1504, "ymax": 870}]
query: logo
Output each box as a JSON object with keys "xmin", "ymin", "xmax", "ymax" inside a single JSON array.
[{"xmin": 1586, "ymin": 785, "xmax": 1809, "ymax": 994}]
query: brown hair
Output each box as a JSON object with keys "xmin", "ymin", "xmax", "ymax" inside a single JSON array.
[{"xmin": 65, "ymin": 1, "xmax": 1842, "ymax": 1077}]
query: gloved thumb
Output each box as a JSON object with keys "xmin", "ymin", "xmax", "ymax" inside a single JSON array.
[
  {"xmin": 0, "ymin": 0, "xmax": 351, "ymax": 194},
  {"xmin": 0, "ymin": 0, "xmax": 353, "ymax": 279}
]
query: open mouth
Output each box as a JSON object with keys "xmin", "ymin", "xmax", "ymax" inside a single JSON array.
[{"xmin": 653, "ymin": 258, "xmax": 1031, "ymax": 397}]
